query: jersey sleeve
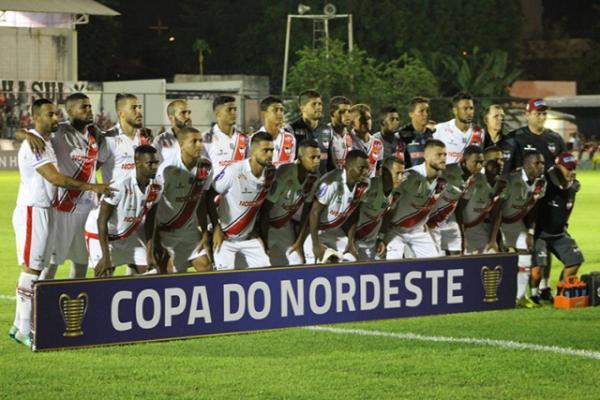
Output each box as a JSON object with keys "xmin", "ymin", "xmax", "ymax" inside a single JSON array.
[
  {"xmin": 28, "ymin": 143, "xmax": 54, "ymax": 170},
  {"xmin": 102, "ymin": 180, "xmax": 126, "ymax": 206},
  {"xmin": 266, "ymin": 171, "xmax": 285, "ymax": 203},
  {"xmin": 212, "ymin": 165, "xmax": 235, "ymax": 194},
  {"xmin": 315, "ymin": 180, "xmax": 336, "ymax": 206}
]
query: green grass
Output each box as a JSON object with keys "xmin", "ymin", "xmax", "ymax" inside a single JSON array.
[{"xmin": 1, "ymin": 171, "xmax": 600, "ymax": 399}]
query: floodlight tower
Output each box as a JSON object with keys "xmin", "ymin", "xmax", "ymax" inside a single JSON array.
[{"xmin": 281, "ymin": 3, "xmax": 353, "ymax": 93}]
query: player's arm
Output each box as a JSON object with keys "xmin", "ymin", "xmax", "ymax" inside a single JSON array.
[
  {"xmin": 455, "ymin": 198, "xmax": 467, "ymax": 252},
  {"xmin": 485, "ymin": 198, "xmax": 504, "ymax": 253},
  {"xmin": 309, "ymin": 200, "xmax": 327, "ymax": 263},
  {"xmin": 288, "ymin": 201, "xmax": 312, "ymax": 263},
  {"xmin": 95, "ymin": 200, "xmax": 116, "ymax": 277},
  {"xmin": 258, "ymin": 200, "xmax": 274, "ymax": 253},
  {"xmin": 524, "ymin": 202, "xmax": 540, "ymax": 251},
  {"xmin": 342, "ymin": 208, "xmax": 360, "ymax": 260},
  {"xmin": 206, "ymin": 186, "xmax": 224, "ymax": 252},
  {"xmin": 196, "ymin": 190, "xmax": 212, "ymax": 260},
  {"xmin": 16, "ymin": 129, "xmax": 46, "ymax": 153},
  {"xmin": 36, "ymin": 163, "xmax": 114, "ymax": 195}
]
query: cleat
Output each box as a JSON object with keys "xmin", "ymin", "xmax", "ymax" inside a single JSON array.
[
  {"xmin": 530, "ymin": 295, "xmax": 541, "ymax": 306},
  {"xmin": 516, "ymin": 297, "xmax": 540, "ymax": 309},
  {"xmin": 14, "ymin": 331, "xmax": 32, "ymax": 348},
  {"xmin": 539, "ymin": 288, "xmax": 554, "ymax": 304},
  {"xmin": 8, "ymin": 325, "xmax": 18, "ymax": 340}
]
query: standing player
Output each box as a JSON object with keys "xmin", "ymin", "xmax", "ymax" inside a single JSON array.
[
  {"xmin": 398, "ymin": 97, "xmax": 435, "ymax": 167},
  {"xmin": 154, "ymin": 127, "xmax": 212, "ymax": 273},
  {"xmin": 152, "ymin": 99, "xmax": 192, "ymax": 163},
  {"xmin": 373, "ymin": 106, "xmax": 405, "ymax": 161},
  {"xmin": 382, "ymin": 140, "xmax": 447, "ymax": 259},
  {"xmin": 427, "ymin": 146, "xmax": 484, "ymax": 256},
  {"xmin": 307, "ymin": 150, "xmax": 371, "ymax": 263},
  {"xmin": 354, "ymin": 157, "xmax": 405, "ymax": 261},
  {"xmin": 325, "ymin": 96, "xmax": 354, "ymax": 171},
  {"xmin": 500, "ymin": 151, "xmax": 546, "ymax": 308},
  {"xmin": 434, "ymin": 92, "xmax": 485, "ymax": 164},
  {"xmin": 210, "ymin": 132, "xmax": 275, "ymax": 270},
  {"xmin": 203, "ymin": 95, "xmax": 248, "ymax": 176},
  {"xmin": 85, "ymin": 145, "xmax": 161, "ymax": 277},
  {"xmin": 350, "ymin": 104, "xmax": 384, "ymax": 177},
  {"xmin": 256, "ymin": 96, "xmax": 296, "ymax": 168},
  {"xmin": 482, "ymin": 104, "xmax": 515, "ymax": 174},
  {"xmin": 10, "ymin": 99, "xmax": 111, "ymax": 346},
  {"xmin": 531, "ymin": 152, "xmax": 584, "ymax": 303},
  {"xmin": 259, "ymin": 140, "xmax": 321, "ymax": 266}
]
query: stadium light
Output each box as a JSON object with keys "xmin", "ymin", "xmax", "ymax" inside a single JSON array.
[{"xmin": 297, "ymin": 4, "xmax": 310, "ymax": 15}]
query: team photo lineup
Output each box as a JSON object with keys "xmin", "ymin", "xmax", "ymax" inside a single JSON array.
[{"xmin": 10, "ymin": 88, "xmax": 584, "ymax": 347}]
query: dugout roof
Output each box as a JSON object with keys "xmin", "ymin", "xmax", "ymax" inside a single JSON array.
[{"xmin": 0, "ymin": 0, "xmax": 119, "ymax": 16}]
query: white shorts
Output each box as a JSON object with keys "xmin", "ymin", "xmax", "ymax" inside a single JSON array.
[
  {"xmin": 268, "ymin": 223, "xmax": 303, "ymax": 267},
  {"xmin": 160, "ymin": 226, "xmax": 207, "ymax": 273},
  {"xmin": 52, "ymin": 210, "xmax": 89, "ymax": 265},
  {"xmin": 214, "ymin": 238, "xmax": 270, "ymax": 271},
  {"xmin": 464, "ymin": 223, "xmax": 492, "ymax": 254},
  {"xmin": 303, "ymin": 227, "xmax": 348, "ymax": 264},
  {"xmin": 385, "ymin": 225, "xmax": 438, "ymax": 259},
  {"xmin": 86, "ymin": 231, "xmax": 147, "ymax": 268},
  {"xmin": 430, "ymin": 220, "xmax": 462, "ymax": 255},
  {"xmin": 501, "ymin": 220, "xmax": 528, "ymax": 251},
  {"xmin": 13, "ymin": 205, "xmax": 54, "ymax": 271}
]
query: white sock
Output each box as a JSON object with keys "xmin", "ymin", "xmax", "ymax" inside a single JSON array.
[
  {"xmin": 517, "ymin": 255, "xmax": 532, "ymax": 300},
  {"xmin": 16, "ymin": 272, "xmax": 38, "ymax": 336},
  {"xmin": 70, "ymin": 263, "xmax": 88, "ymax": 279},
  {"xmin": 39, "ymin": 264, "xmax": 58, "ymax": 280},
  {"xmin": 12, "ymin": 286, "xmax": 19, "ymax": 328},
  {"xmin": 531, "ymin": 287, "xmax": 539, "ymax": 297},
  {"xmin": 540, "ymin": 278, "xmax": 549, "ymax": 290}
]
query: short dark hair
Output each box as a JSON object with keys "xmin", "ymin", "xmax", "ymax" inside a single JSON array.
[
  {"xmin": 383, "ymin": 156, "xmax": 405, "ymax": 170},
  {"xmin": 424, "ymin": 139, "xmax": 446, "ymax": 151},
  {"xmin": 452, "ymin": 92, "xmax": 473, "ymax": 106},
  {"xmin": 251, "ymin": 131, "xmax": 273, "ymax": 147},
  {"xmin": 65, "ymin": 93, "xmax": 89, "ymax": 109},
  {"xmin": 346, "ymin": 149, "xmax": 368, "ymax": 165},
  {"xmin": 32, "ymin": 99, "xmax": 53, "ymax": 116},
  {"xmin": 351, "ymin": 104, "xmax": 371, "ymax": 115},
  {"xmin": 408, "ymin": 97, "xmax": 430, "ymax": 112},
  {"xmin": 484, "ymin": 104, "xmax": 503, "ymax": 118},
  {"xmin": 299, "ymin": 90, "xmax": 321, "ymax": 107},
  {"xmin": 329, "ymin": 96, "xmax": 352, "ymax": 117},
  {"xmin": 167, "ymin": 99, "xmax": 187, "ymax": 117},
  {"xmin": 134, "ymin": 144, "xmax": 157, "ymax": 159},
  {"xmin": 379, "ymin": 106, "xmax": 398, "ymax": 119},
  {"xmin": 484, "ymin": 145, "xmax": 501, "ymax": 156},
  {"xmin": 115, "ymin": 93, "xmax": 137, "ymax": 111},
  {"xmin": 523, "ymin": 149, "xmax": 542, "ymax": 163},
  {"xmin": 463, "ymin": 145, "xmax": 483, "ymax": 160},
  {"xmin": 176, "ymin": 126, "xmax": 201, "ymax": 142},
  {"xmin": 298, "ymin": 139, "xmax": 319, "ymax": 150},
  {"xmin": 213, "ymin": 95, "xmax": 236, "ymax": 111},
  {"xmin": 260, "ymin": 96, "xmax": 283, "ymax": 112}
]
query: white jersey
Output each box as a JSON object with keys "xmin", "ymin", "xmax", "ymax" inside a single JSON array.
[
  {"xmin": 350, "ymin": 131, "xmax": 384, "ymax": 177},
  {"xmin": 256, "ymin": 127, "xmax": 296, "ymax": 168},
  {"xmin": 315, "ymin": 169, "xmax": 369, "ymax": 231},
  {"xmin": 99, "ymin": 123, "xmax": 150, "ymax": 184},
  {"xmin": 330, "ymin": 126, "xmax": 353, "ymax": 169},
  {"xmin": 51, "ymin": 121, "xmax": 101, "ymax": 214},
  {"xmin": 501, "ymin": 169, "xmax": 546, "ymax": 224},
  {"xmin": 355, "ymin": 176, "xmax": 396, "ymax": 243},
  {"xmin": 390, "ymin": 163, "xmax": 444, "ymax": 230},
  {"xmin": 426, "ymin": 163, "xmax": 470, "ymax": 229},
  {"xmin": 462, "ymin": 172, "xmax": 507, "ymax": 228},
  {"xmin": 213, "ymin": 159, "xmax": 275, "ymax": 240},
  {"xmin": 85, "ymin": 175, "xmax": 162, "ymax": 240},
  {"xmin": 202, "ymin": 124, "xmax": 249, "ymax": 176},
  {"xmin": 152, "ymin": 127, "xmax": 180, "ymax": 163},
  {"xmin": 266, "ymin": 163, "xmax": 319, "ymax": 228},
  {"xmin": 155, "ymin": 153, "xmax": 212, "ymax": 231},
  {"xmin": 434, "ymin": 119, "xmax": 485, "ymax": 163},
  {"xmin": 16, "ymin": 130, "xmax": 57, "ymax": 208}
]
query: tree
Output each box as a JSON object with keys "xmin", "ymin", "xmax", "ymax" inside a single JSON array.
[{"xmin": 192, "ymin": 39, "xmax": 211, "ymax": 76}]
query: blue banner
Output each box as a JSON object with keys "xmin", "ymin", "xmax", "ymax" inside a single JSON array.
[{"xmin": 33, "ymin": 254, "xmax": 517, "ymax": 351}]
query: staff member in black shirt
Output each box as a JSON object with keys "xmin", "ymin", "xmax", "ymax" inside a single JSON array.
[
  {"xmin": 398, "ymin": 96, "xmax": 435, "ymax": 167},
  {"xmin": 482, "ymin": 104, "xmax": 516, "ymax": 175}
]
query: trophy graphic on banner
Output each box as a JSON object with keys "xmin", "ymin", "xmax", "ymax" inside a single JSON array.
[
  {"xmin": 481, "ymin": 266, "xmax": 503, "ymax": 303},
  {"xmin": 59, "ymin": 293, "xmax": 88, "ymax": 337}
]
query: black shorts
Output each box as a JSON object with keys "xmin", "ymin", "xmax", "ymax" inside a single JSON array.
[{"xmin": 533, "ymin": 231, "xmax": 584, "ymax": 267}]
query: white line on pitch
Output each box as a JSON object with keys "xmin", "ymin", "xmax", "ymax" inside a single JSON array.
[
  {"xmin": 306, "ymin": 326, "xmax": 600, "ymax": 361},
  {"xmin": 0, "ymin": 294, "xmax": 16, "ymax": 301}
]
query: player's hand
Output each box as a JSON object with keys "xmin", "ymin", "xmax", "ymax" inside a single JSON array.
[
  {"xmin": 24, "ymin": 130, "xmax": 46, "ymax": 153},
  {"xmin": 376, "ymin": 239, "xmax": 386, "ymax": 258},
  {"xmin": 95, "ymin": 256, "xmax": 113, "ymax": 277},
  {"xmin": 287, "ymin": 240, "xmax": 305, "ymax": 264},
  {"xmin": 90, "ymin": 183, "xmax": 117, "ymax": 196},
  {"xmin": 483, "ymin": 241, "xmax": 499, "ymax": 254},
  {"xmin": 313, "ymin": 242, "xmax": 327, "ymax": 264},
  {"xmin": 526, "ymin": 233, "xmax": 534, "ymax": 252},
  {"xmin": 212, "ymin": 225, "xmax": 225, "ymax": 252}
]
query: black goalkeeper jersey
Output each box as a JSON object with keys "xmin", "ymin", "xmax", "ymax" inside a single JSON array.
[
  {"xmin": 510, "ymin": 126, "xmax": 566, "ymax": 171},
  {"xmin": 535, "ymin": 167, "xmax": 579, "ymax": 236}
]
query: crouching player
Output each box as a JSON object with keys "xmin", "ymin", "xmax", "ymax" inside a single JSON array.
[
  {"xmin": 85, "ymin": 145, "xmax": 162, "ymax": 277},
  {"xmin": 11, "ymin": 99, "xmax": 112, "ymax": 346},
  {"xmin": 259, "ymin": 139, "xmax": 321, "ymax": 266},
  {"xmin": 500, "ymin": 150, "xmax": 546, "ymax": 308}
]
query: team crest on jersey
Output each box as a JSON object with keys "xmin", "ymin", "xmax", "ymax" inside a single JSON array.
[{"xmin": 548, "ymin": 143, "xmax": 557, "ymax": 154}]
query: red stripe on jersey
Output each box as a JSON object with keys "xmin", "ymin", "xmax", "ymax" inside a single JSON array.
[
  {"xmin": 319, "ymin": 182, "xmax": 368, "ymax": 231},
  {"xmin": 368, "ymin": 139, "xmax": 383, "ymax": 172},
  {"xmin": 269, "ymin": 175, "xmax": 318, "ymax": 229},
  {"xmin": 276, "ymin": 133, "xmax": 295, "ymax": 164},
  {"xmin": 24, "ymin": 206, "xmax": 33, "ymax": 267},
  {"xmin": 53, "ymin": 131, "xmax": 98, "ymax": 212},
  {"xmin": 467, "ymin": 127, "xmax": 484, "ymax": 147},
  {"xmin": 232, "ymin": 133, "xmax": 248, "ymax": 162},
  {"xmin": 501, "ymin": 180, "xmax": 545, "ymax": 224},
  {"xmin": 426, "ymin": 201, "xmax": 458, "ymax": 229}
]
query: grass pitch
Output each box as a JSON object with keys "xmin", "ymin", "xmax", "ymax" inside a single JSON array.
[{"xmin": 1, "ymin": 171, "xmax": 599, "ymax": 399}]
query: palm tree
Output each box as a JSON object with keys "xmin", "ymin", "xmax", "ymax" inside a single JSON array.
[{"xmin": 192, "ymin": 39, "xmax": 211, "ymax": 76}]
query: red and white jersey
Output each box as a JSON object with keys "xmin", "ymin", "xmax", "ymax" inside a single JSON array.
[
  {"xmin": 256, "ymin": 127, "xmax": 296, "ymax": 168},
  {"xmin": 99, "ymin": 123, "xmax": 149, "ymax": 184},
  {"xmin": 434, "ymin": 119, "xmax": 485, "ymax": 163},
  {"xmin": 16, "ymin": 130, "xmax": 57, "ymax": 208},
  {"xmin": 51, "ymin": 121, "xmax": 101, "ymax": 214},
  {"xmin": 501, "ymin": 169, "xmax": 546, "ymax": 224},
  {"xmin": 350, "ymin": 131, "xmax": 384, "ymax": 177},
  {"xmin": 426, "ymin": 163, "xmax": 472, "ymax": 229},
  {"xmin": 390, "ymin": 163, "xmax": 445, "ymax": 230},
  {"xmin": 330, "ymin": 126, "xmax": 353, "ymax": 169},
  {"xmin": 155, "ymin": 154, "xmax": 212, "ymax": 231},
  {"xmin": 355, "ymin": 176, "xmax": 396, "ymax": 243},
  {"xmin": 373, "ymin": 131, "xmax": 405, "ymax": 161},
  {"xmin": 462, "ymin": 173, "xmax": 507, "ymax": 228},
  {"xmin": 202, "ymin": 124, "xmax": 248, "ymax": 176},
  {"xmin": 315, "ymin": 169, "xmax": 369, "ymax": 231},
  {"xmin": 152, "ymin": 127, "xmax": 180, "ymax": 163},
  {"xmin": 213, "ymin": 159, "xmax": 276, "ymax": 240},
  {"xmin": 266, "ymin": 162, "xmax": 319, "ymax": 228},
  {"xmin": 85, "ymin": 175, "xmax": 162, "ymax": 240}
]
